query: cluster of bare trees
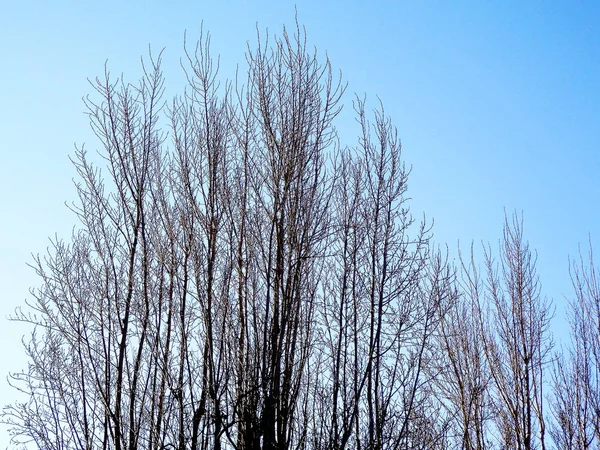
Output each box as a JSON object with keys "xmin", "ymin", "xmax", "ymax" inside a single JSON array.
[{"xmin": 3, "ymin": 23, "xmax": 600, "ymax": 450}]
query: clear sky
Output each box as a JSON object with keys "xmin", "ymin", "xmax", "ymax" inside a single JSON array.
[{"xmin": 1, "ymin": 1, "xmax": 599, "ymax": 447}]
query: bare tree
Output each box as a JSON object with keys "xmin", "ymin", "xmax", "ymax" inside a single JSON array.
[
  {"xmin": 475, "ymin": 214, "xmax": 553, "ymax": 450},
  {"xmin": 2, "ymin": 20, "xmax": 458, "ymax": 450},
  {"xmin": 315, "ymin": 97, "xmax": 454, "ymax": 450},
  {"xmin": 3, "ymin": 49, "xmax": 173, "ymax": 450},
  {"xmin": 442, "ymin": 215, "xmax": 553, "ymax": 450},
  {"xmin": 435, "ymin": 245, "xmax": 493, "ymax": 450},
  {"xmin": 235, "ymin": 22, "xmax": 345, "ymax": 450},
  {"xmin": 550, "ymin": 242, "xmax": 600, "ymax": 450}
]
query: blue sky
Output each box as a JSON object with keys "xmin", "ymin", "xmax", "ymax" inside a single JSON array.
[{"xmin": 1, "ymin": 1, "xmax": 599, "ymax": 446}]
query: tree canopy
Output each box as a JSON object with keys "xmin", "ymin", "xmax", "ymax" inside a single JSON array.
[{"xmin": 2, "ymin": 21, "xmax": 598, "ymax": 450}]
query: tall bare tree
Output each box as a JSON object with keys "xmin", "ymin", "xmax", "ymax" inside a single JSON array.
[
  {"xmin": 550, "ymin": 242, "xmax": 600, "ymax": 450},
  {"xmin": 475, "ymin": 214, "xmax": 553, "ymax": 450},
  {"xmin": 314, "ymin": 97, "xmax": 454, "ymax": 450},
  {"xmin": 3, "ymin": 21, "xmax": 456, "ymax": 450},
  {"xmin": 436, "ymin": 246, "xmax": 493, "ymax": 450}
]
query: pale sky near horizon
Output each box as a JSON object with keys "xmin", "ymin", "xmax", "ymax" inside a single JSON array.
[{"xmin": 1, "ymin": 1, "xmax": 599, "ymax": 447}]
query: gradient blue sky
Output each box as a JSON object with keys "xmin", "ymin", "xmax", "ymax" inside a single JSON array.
[{"xmin": 1, "ymin": 1, "xmax": 599, "ymax": 446}]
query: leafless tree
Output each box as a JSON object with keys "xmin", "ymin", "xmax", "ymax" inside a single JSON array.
[
  {"xmin": 550, "ymin": 242, "xmax": 600, "ymax": 450},
  {"xmin": 3, "ymin": 48, "xmax": 173, "ymax": 450},
  {"xmin": 474, "ymin": 214, "xmax": 553, "ymax": 450},
  {"xmin": 313, "ymin": 97, "xmax": 454, "ymax": 450},
  {"xmin": 3, "ymin": 20, "xmax": 457, "ymax": 450},
  {"xmin": 435, "ymin": 245, "xmax": 493, "ymax": 450},
  {"xmin": 441, "ymin": 215, "xmax": 553, "ymax": 450}
]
